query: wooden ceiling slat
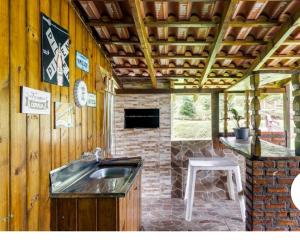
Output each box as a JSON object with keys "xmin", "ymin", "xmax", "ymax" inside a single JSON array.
[
  {"xmin": 88, "ymin": 20, "xmax": 134, "ymax": 28},
  {"xmin": 129, "ymin": 0, "xmax": 157, "ymax": 88},
  {"xmin": 100, "ymin": 40, "xmax": 268, "ymax": 46},
  {"xmin": 228, "ymin": 7, "xmax": 300, "ymax": 90},
  {"xmin": 114, "ymin": 65, "xmax": 247, "ymax": 71},
  {"xmin": 117, "ymin": 75, "xmax": 239, "ymax": 80},
  {"xmin": 88, "ymin": 20, "xmax": 279, "ymax": 28},
  {"xmin": 200, "ymin": 0, "xmax": 239, "ymax": 87}
]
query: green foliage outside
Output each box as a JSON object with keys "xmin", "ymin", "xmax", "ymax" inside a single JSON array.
[{"xmin": 180, "ymin": 97, "xmax": 196, "ymax": 118}]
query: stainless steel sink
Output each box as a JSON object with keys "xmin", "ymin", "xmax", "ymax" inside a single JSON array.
[{"xmin": 89, "ymin": 167, "xmax": 133, "ymax": 179}]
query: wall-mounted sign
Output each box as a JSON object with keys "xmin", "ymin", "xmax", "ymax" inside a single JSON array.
[
  {"xmin": 87, "ymin": 93, "xmax": 97, "ymax": 107},
  {"xmin": 21, "ymin": 86, "xmax": 51, "ymax": 115},
  {"xmin": 55, "ymin": 102, "xmax": 74, "ymax": 128},
  {"xmin": 76, "ymin": 51, "xmax": 89, "ymax": 73},
  {"xmin": 41, "ymin": 13, "xmax": 70, "ymax": 87},
  {"xmin": 74, "ymin": 80, "xmax": 88, "ymax": 107}
]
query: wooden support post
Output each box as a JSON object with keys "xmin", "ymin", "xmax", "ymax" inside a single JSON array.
[
  {"xmin": 250, "ymin": 74, "xmax": 261, "ymax": 157},
  {"xmin": 292, "ymin": 74, "xmax": 300, "ymax": 155},
  {"xmin": 245, "ymin": 91, "xmax": 250, "ymax": 128},
  {"xmin": 211, "ymin": 92, "xmax": 219, "ymax": 147},
  {"xmin": 284, "ymin": 83, "xmax": 291, "ymax": 148},
  {"xmin": 224, "ymin": 92, "xmax": 228, "ymax": 137}
]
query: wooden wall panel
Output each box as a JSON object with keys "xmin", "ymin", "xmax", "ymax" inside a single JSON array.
[
  {"xmin": 10, "ymin": 0, "xmax": 28, "ymax": 230},
  {"xmin": 26, "ymin": 0, "xmax": 41, "ymax": 230},
  {"xmin": 60, "ymin": 0, "xmax": 69, "ymax": 166},
  {"xmin": 0, "ymin": 0, "xmax": 10, "ymax": 231},
  {"xmin": 50, "ymin": 0, "xmax": 61, "ymax": 170},
  {"xmin": 0, "ymin": 0, "xmax": 111, "ymax": 230},
  {"xmin": 75, "ymin": 16, "xmax": 82, "ymax": 160},
  {"xmin": 39, "ymin": 0, "xmax": 52, "ymax": 231},
  {"xmin": 68, "ymin": 3, "xmax": 76, "ymax": 162}
]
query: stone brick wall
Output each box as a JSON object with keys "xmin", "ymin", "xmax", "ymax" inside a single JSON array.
[
  {"xmin": 171, "ymin": 140, "xmax": 246, "ymax": 200},
  {"xmin": 246, "ymin": 159, "xmax": 300, "ymax": 231},
  {"xmin": 113, "ymin": 94, "xmax": 171, "ymax": 198}
]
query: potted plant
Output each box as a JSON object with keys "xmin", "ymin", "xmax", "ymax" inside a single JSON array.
[{"xmin": 229, "ymin": 108, "xmax": 249, "ymax": 140}]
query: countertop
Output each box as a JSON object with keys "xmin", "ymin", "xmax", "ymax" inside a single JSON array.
[
  {"xmin": 49, "ymin": 157, "xmax": 143, "ymax": 198},
  {"xmin": 220, "ymin": 137, "xmax": 298, "ymax": 160}
]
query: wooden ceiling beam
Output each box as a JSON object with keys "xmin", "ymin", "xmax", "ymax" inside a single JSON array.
[
  {"xmin": 100, "ymin": 39, "xmax": 268, "ymax": 46},
  {"xmin": 117, "ymin": 75, "xmax": 240, "ymax": 80},
  {"xmin": 199, "ymin": 0, "xmax": 239, "ymax": 87},
  {"xmin": 88, "ymin": 19, "xmax": 279, "ymax": 29},
  {"xmin": 129, "ymin": 0, "xmax": 157, "ymax": 88},
  {"xmin": 116, "ymin": 88, "xmax": 224, "ymax": 95},
  {"xmin": 145, "ymin": 20, "xmax": 278, "ymax": 28},
  {"xmin": 145, "ymin": 20, "xmax": 217, "ymax": 28},
  {"xmin": 114, "ymin": 65, "xmax": 247, "ymax": 71},
  {"xmin": 227, "ymin": 8, "xmax": 300, "ymax": 90},
  {"xmin": 88, "ymin": 20, "xmax": 134, "ymax": 28}
]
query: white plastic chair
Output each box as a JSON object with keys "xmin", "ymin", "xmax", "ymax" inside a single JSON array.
[{"xmin": 184, "ymin": 157, "xmax": 246, "ymax": 222}]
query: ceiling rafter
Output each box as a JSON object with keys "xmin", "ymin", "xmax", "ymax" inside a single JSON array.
[
  {"xmin": 228, "ymin": 8, "xmax": 300, "ymax": 90},
  {"xmin": 124, "ymin": 0, "xmax": 157, "ymax": 87},
  {"xmin": 113, "ymin": 65, "xmax": 247, "ymax": 71},
  {"xmin": 88, "ymin": 19, "xmax": 280, "ymax": 28},
  {"xmin": 199, "ymin": 0, "xmax": 239, "ymax": 87},
  {"xmin": 99, "ymin": 39, "xmax": 268, "ymax": 46},
  {"xmin": 109, "ymin": 54, "xmax": 257, "ymax": 60},
  {"xmin": 117, "ymin": 75, "xmax": 240, "ymax": 80}
]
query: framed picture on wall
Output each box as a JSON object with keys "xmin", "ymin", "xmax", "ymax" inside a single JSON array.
[
  {"xmin": 54, "ymin": 102, "xmax": 74, "ymax": 128},
  {"xmin": 41, "ymin": 13, "xmax": 70, "ymax": 87}
]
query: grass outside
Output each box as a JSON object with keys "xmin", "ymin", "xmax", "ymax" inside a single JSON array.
[{"xmin": 172, "ymin": 119, "xmax": 211, "ymax": 140}]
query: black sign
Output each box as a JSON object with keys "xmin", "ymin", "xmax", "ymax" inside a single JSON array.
[{"xmin": 41, "ymin": 13, "xmax": 70, "ymax": 87}]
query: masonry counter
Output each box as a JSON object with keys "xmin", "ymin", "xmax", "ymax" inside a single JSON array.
[{"xmin": 220, "ymin": 137, "xmax": 300, "ymax": 231}]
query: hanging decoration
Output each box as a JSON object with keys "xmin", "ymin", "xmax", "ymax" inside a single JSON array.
[
  {"xmin": 74, "ymin": 80, "xmax": 88, "ymax": 107},
  {"xmin": 21, "ymin": 86, "xmax": 51, "ymax": 115},
  {"xmin": 41, "ymin": 13, "xmax": 70, "ymax": 87},
  {"xmin": 87, "ymin": 93, "xmax": 97, "ymax": 107}
]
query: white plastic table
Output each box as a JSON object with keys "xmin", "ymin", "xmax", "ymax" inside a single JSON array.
[{"xmin": 184, "ymin": 157, "xmax": 246, "ymax": 222}]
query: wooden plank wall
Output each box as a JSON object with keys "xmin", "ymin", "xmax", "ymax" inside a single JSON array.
[{"xmin": 0, "ymin": 0, "xmax": 111, "ymax": 231}]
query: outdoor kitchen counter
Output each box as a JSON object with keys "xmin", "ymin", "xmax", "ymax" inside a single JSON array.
[
  {"xmin": 220, "ymin": 136, "xmax": 300, "ymax": 231},
  {"xmin": 49, "ymin": 156, "xmax": 143, "ymax": 198},
  {"xmin": 220, "ymin": 136, "xmax": 299, "ymax": 160}
]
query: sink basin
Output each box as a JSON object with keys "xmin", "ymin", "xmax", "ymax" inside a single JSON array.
[{"xmin": 89, "ymin": 167, "xmax": 134, "ymax": 179}]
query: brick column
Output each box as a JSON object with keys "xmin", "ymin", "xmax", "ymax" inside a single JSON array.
[
  {"xmin": 250, "ymin": 73, "xmax": 261, "ymax": 157},
  {"xmin": 245, "ymin": 159, "xmax": 300, "ymax": 231}
]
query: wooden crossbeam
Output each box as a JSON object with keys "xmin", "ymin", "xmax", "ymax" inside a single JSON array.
[
  {"xmin": 116, "ymin": 88, "xmax": 224, "ymax": 95},
  {"xmin": 88, "ymin": 20, "xmax": 134, "ymax": 28},
  {"xmin": 128, "ymin": 0, "xmax": 157, "ymax": 88},
  {"xmin": 145, "ymin": 20, "xmax": 217, "ymax": 28},
  {"xmin": 89, "ymin": 19, "xmax": 279, "ymax": 28},
  {"xmin": 117, "ymin": 75, "xmax": 240, "ymax": 80},
  {"xmin": 227, "ymin": 8, "xmax": 300, "ymax": 90},
  {"xmin": 145, "ymin": 20, "xmax": 278, "ymax": 28},
  {"xmin": 114, "ymin": 65, "xmax": 247, "ymax": 71},
  {"xmin": 100, "ymin": 39, "xmax": 268, "ymax": 46},
  {"xmin": 199, "ymin": 0, "xmax": 238, "ymax": 87},
  {"xmin": 109, "ymin": 53, "xmax": 300, "ymax": 61},
  {"xmin": 229, "ymin": 20, "xmax": 279, "ymax": 28},
  {"xmin": 149, "ymin": 40, "xmax": 210, "ymax": 46}
]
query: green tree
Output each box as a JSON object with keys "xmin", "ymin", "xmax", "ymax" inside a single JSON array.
[{"xmin": 180, "ymin": 97, "xmax": 196, "ymax": 118}]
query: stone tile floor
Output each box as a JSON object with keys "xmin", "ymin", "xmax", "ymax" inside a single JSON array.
[{"xmin": 142, "ymin": 198, "xmax": 245, "ymax": 231}]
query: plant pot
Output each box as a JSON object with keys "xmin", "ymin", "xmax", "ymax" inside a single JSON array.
[{"xmin": 233, "ymin": 127, "xmax": 249, "ymax": 140}]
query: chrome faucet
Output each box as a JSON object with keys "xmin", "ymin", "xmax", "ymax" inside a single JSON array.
[{"xmin": 94, "ymin": 147, "xmax": 102, "ymax": 163}]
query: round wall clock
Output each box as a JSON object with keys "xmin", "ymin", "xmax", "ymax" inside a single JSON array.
[{"xmin": 74, "ymin": 80, "xmax": 88, "ymax": 107}]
